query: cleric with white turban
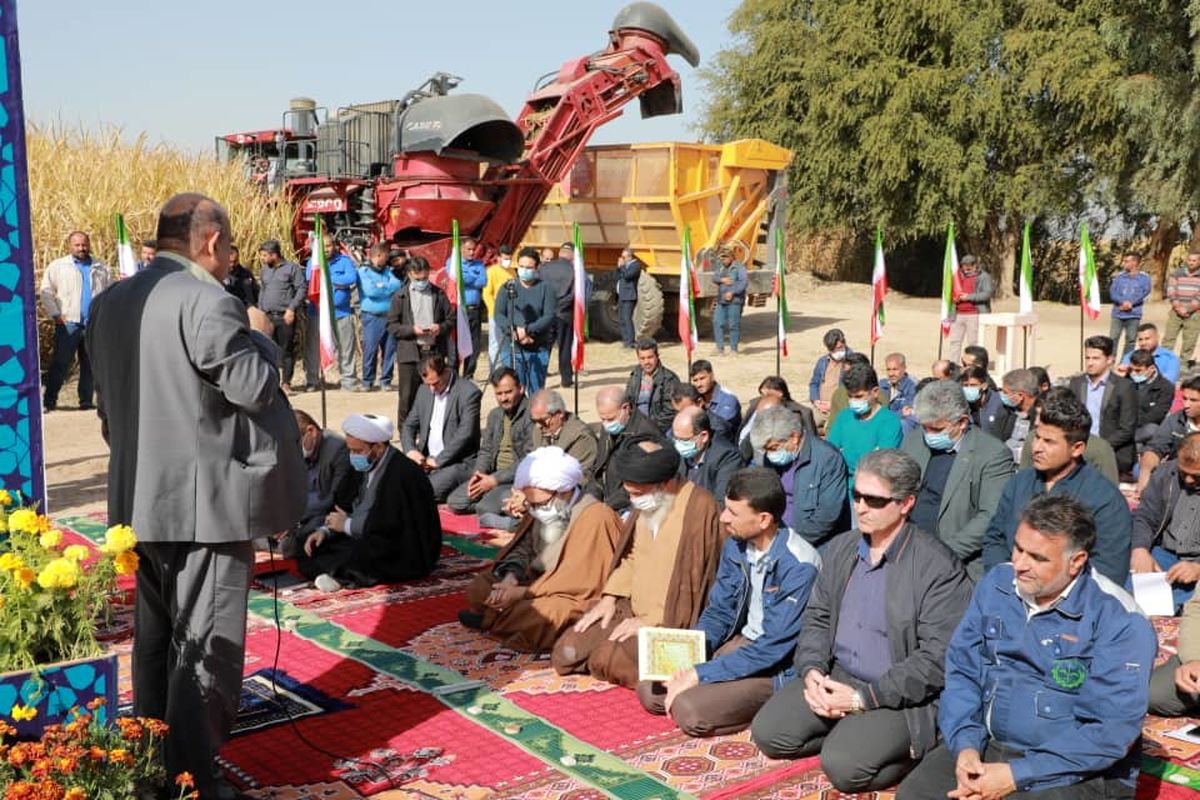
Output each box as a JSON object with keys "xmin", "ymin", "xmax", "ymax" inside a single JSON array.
[{"xmin": 515, "ymin": 446, "xmax": 585, "ymax": 493}]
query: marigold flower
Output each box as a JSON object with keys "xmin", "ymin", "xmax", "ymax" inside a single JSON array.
[
  {"xmin": 7, "ymin": 508, "xmax": 39, "ymax": 534},
  {"xmin": 175, "ymin": 771, "xmax": 195, "ymax": 788},
  {"xmin": 113, "ymin": 550, "xmax": 139, "ymax": 576},
  {"xmin": 36, "ymin": 558, "xmax": 79, "ymax": 590},
  {"xmin": 0, "ymin": 552, "xmax": 24, "ymax": 571},
  {"xmin": 39, "ymin": 529, "xmax": 62, "ymax": 550},
  {"xmin": 11, "ymin": 704, "xmax": 38, "ymax": 721},
  {"xmin": 85, "ymin": 698, "xmax": 105, "ymax": 711},
  {"xmin": 100, "ymin": 524, "xmax": 137, "ymax": 554},
  {"xmin": 0, "ymin": 489, "xmax": 13, "ymax": 507},
  {"xmin": 64, "ymin": 789, "xmax": 86, "ymax": 800},
  {"xmin": 86, "ymin": 746, "xmax": 105, "ymax": 762},
  {"xmin": 108, "ymin": 747, "xmax": 132, "ymax": 765},
  {"xmin": 0, "ymin": 719, "xmax": 15, "ymax": 737},
  {"xmin": 61, "ymin": 545, "xmax": 89, "ymax": 563},
  {"xmin": 13, "ymin": 566, "xmax": 36, "ymax": 590},
  {"xmin": 144, "ymin": 718, "xmax": 169, "ymax": 737}
]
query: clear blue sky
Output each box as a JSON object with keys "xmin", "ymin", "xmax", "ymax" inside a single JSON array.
[{"xmin": 17, "ymin": 1, "xmax": 739, "ymax": 153}]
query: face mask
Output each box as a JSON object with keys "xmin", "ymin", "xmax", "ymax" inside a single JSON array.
[
  {"xmin": 830, "ymin": 349, "xmax": 847, "ymax": 362},
  {"xmin": 501, "ymin": 258, "xmax": 511, "ymax": 268},
  {"xmin": 962, "ymin": 386, "xmax": 982, "ymax": 404},
  {"xmin": 630, "ymin": 491, "xmax": 664, "ymax": 513},
  {"xmin": 848, "ymin": 398, "xmax": 870, "ymax": 416},
  {"xmin": 924, "ymin": 429, "xmax": 956, "ymax": 451},
  {"xmin": 1000, "ymin": 392, "xmax": 1018, "ymax": 408},
  {"xmin": 410, "ymin": 279, "xmax": 429, "ymax": 291},
  {"xmin": 603, "ymin": 417, "xmax": 627, "ymax": 435},
  {"xmin": 766, "ymin": 447, "xmax": 796, "ymax": 466},
  {"xmin": 518, "ymin": 267, "xmax": 537, "ymax": 282},
  {"xmin": 1131, "ymin": 373, "xmax": 1149, "ymax": 384},
  {"xmin": 674, "ymin": 438, "xmax": 699, "ymax": 460},
  {"xmin": 349, "ymin": 452, "xmax": 374, "ymax": 472},
  {"xmin": 530, "ymin": 502, "xmax": 566, "ymax": 525},
  {"xmin": 302, "ymin": 434, "xmax": 317, "ymax": 460}
]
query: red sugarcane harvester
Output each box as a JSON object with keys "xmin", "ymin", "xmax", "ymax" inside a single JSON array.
[{"xmin": 215, "ymin": 2, "xmax": 699, "ymax": 288}]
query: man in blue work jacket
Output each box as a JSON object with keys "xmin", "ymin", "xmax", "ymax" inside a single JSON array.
[
  {"xmin": 898, "ymin": 494, "xmax": 1156, "ymax": 800},
  {"xmin": 637, "ymin": 467, "xmax": 820, "ymax": 737},
  {"xmin": 358, "ymin": 243, "xmax": 404, "ymax": 391}
]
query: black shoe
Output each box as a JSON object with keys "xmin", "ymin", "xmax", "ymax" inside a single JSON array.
[
  {"xmin": 458, "ymin": 609, "xmax": 484, "ymax": 630},
  {"xmin": 43, "ymin": 403, "xmax": 56, "ymax": 412},
  {"xmin": 78, "ymin": 403, "xmax": 95, "ymax": 411}
]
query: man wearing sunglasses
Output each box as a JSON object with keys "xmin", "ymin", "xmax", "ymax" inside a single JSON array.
[
  {"xmin": 750, "ymin": 449, "xmax": 972, "ymax": 793},
  {"xmin": 982, "ymin": 388, "xmax": 1133, "ymax": 585},
  {"xmin": 901, "ymin": 380, "xmax": 1014, "ymax": 579}
]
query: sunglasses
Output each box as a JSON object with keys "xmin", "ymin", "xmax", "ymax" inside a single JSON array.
[{"xmin": 851, "ymin": 490, "xmax": 896, "ymax": 509}]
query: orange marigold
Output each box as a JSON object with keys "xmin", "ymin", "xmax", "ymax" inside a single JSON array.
[
  {"xmin": 175, "ymin": 771, "xmax": 195, "ymax": 788},
  {"xmin": 113, "ymin": 550, "xmax": 139, "ymax": 576},
  {"xmin": 85, "ymin": 698, "xmax": 105, "ymax": 711},
  {"xmin": 144, "ymin": 718, "xmax": 169, "ymax": 737},
  {"xmin": 107, "ymin": 748, "xmax": 132, "ymax": 765},
  {"xmin": 86, "ymin": 746, "xmax": 105, "ymax": 762},
  {"xmin": 63, "ymin": 790, "xmax": 86, "ymax": 800}
]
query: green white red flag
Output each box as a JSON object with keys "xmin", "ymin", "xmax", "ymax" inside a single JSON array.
[
  {"xmin": 871, "ymin": 227, "xmax": 887, "ymax": 345},
  {"xmin": 940, "ymin": 223, "xmax": 960, "ymax": 335},
  {"xmin": 448, "ymin": 220, "xmax": 474, "ymax": 361},
  {"xmin": 1078, "ymin": 223, "xmax": 1101, "ymax": 319},
  {"xmin": 571, "ymin": 223, "xmax": 587, "ymax": 372},
  {"xmin": 1019, "ymin": 220, "xmax": 1034, "ymax": 314},
  {"xmin": 115, "ymin": 213, "xmax": 136, "ymax": 278},
  {"xmin": 308, "ymin": 217, "xmax": 338, "ymax": 372},
  {"xmin": 677, "ymin": 226, "xmax": 698, "ymax": 358},
  {"xmin": 775, "ymin": 228, "xmax": 789, "ymax": 357}
]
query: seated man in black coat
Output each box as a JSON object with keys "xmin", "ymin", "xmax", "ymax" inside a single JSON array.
[
  {"xmin": 590, "ymin": 384, "xmax": 665, "ymax": 512},
  {"xmin": 400, "ymin": 353, "xmax": 483, "ymax": 501},
  {"xmin": 282, "ymin": 409, "xmax": 351, "ymax": 558},
  {"xmin": 299, "ymin": 413, "xmax": 442, "ymax": 591},
  {"xmin": 1127, "ymin": 348, "xmax": 1176, "ymax": 453},
  {"xmin": 672, "ymin": 407, "xmax": 744, "ymax": 508}
]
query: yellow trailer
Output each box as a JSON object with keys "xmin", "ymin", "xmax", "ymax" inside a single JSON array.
[{"xmin": 525, "ymin": 138, "xmax": 793, "ymax": 340}]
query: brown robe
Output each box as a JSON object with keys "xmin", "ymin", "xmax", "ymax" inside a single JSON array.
[
  {"xmin": 464, "ymin": 495, "xmax": 623, "ymax": 652},
  {"xmin": 550, "ymin": 481, "xmax": 724, "ymax": 687}
]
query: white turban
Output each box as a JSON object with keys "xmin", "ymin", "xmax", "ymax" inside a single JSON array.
[
  {"xmin": 343, "ymin": 413, "xmax": 394, "ymax": 443},
  {"xmin": 515, "ymin": 446, "xmax": 584, "ymax": 492}
]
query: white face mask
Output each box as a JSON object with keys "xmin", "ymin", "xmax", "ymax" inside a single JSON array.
[{"xmin": 630, "ymin": 491, "xmax": 663, "ymax": 513}]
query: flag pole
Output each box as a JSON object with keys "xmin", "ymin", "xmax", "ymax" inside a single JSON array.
[
  {"xmin": 319, "ymin": 379, "xmax": 327, "ymax": 430},
  {"xmin": 775, "ymin": 292, "xmax": 782, "ymax": 376}
]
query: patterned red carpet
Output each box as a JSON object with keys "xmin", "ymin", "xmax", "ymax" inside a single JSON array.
[{"xmin": 55, "ymin": 511, "xmax": 1200, "ymax": 799}]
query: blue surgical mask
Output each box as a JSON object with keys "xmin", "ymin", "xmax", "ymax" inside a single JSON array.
[
  {"xmin": 1131, "ymin": 373, "xmax": 1149, "ymax": 384},
  {"xmin": 518, "ymin": 267, "xmax": 538, "ymax": 282},
  {"xmin": 924, "ymin": 430, "xmax": 955, "ymax": 451},
  {"xmin": 349, "ymin": 453, "xmax": 374, "ymax": 472},
  {"xmin": 410, "ymin": 279, "xmax": 430, "ymax": 291},
  {"xmin": 848, "ymin": 398, "xmax": 870, "ymax": 416},
  {"xmin": 603, "ymin": 418, "xmax": 627, "ymax": 435},
  {"xmin": 674, "ymin": 438, "xmax": 699, "ymax": 460},
  {"xmin": 1000, "ymin": 392, "xmax": 1018, "ymax": 408},
  {"xmin": 766, "ymin": 447, "xmax": 796, "ymax": 466},
  {"xmin": 962, "ymin": 386, "xmax": 982, "ymax": 404}
]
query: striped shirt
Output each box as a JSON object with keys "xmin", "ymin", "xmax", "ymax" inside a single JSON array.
[{"xmin": 1167, "ymin": 267, "xmax": 1200, "ymax": 313}]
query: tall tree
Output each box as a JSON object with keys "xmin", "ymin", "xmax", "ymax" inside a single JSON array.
[{"xmin": 700, "ymin": 0, "xmax": 1130, "ymax": 297}]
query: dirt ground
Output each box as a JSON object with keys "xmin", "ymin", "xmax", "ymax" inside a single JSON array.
[{"xmin": 41, "ymin": 273, "xmax": 1150, "ymax": 519}]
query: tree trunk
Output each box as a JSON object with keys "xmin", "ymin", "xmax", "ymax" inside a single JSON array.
[
  {"xmin": 964, "ymin": 212, "xmax": 1017, "ymax": 300},
  {"xmin": 1146, "ymin": 215, "xmax": 1180, "ymax": 299}
]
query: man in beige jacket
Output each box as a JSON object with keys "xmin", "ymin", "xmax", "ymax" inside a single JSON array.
[{"xmin": 39, "ymin": 231, "xmax": 111, "ymax": 410}]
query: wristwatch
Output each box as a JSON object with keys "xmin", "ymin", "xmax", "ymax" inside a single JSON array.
[{"xmin": 849, "ymin": 690, "xmax": 865, "ymax": 714}]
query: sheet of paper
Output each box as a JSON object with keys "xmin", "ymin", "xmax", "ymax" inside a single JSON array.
[
  {"xmin": 1164, "ymin": 723, "xmax": 1200, "ymax": 745},
  {"xmin": 1131, "ymin": 572, "xmax": 1175, "ymax": 617}
]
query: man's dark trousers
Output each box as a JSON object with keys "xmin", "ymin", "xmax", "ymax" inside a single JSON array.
[
  {"xmin": 619, "ymin": 300, "xmax": 636, "ymax": 347},
  {"xmin": 267, "ymin": 312, "xmax": 296, "ymax": 385},
  {"xmin": 461, "ymin": 304, "xmax": 482, "ymax": 379},
  {"xmin": 555, "ymin": 316, "xmax": 574, "ymax": 387},
  {"xmin": 44, "ymin": 321, "xmax": 93, "ymax": 408}
]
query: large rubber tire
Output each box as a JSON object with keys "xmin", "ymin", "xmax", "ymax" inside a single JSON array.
[
  {"xmin": 587, "ymin": 285, "xmax": 622, "ymax": 342},
  {"xmin": 633, "ymin": 271, "xmax": 665, "ymax": 340}
]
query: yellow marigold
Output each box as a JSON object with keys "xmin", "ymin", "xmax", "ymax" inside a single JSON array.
[
  {"xmin": 113, "ymin": 550, "xmax": 139, "ymax": 576},
  {"xmin": 62, "ymin": 545, "xmax": 89, "ymax": 563},
  {"xmin": 100, "ymin": 524, "xmax": 136, "ymax": 554},
  {"xmin": 11, "ymin": 704, "xmax": 37, "ymax": 721},
  {"xmin": 108, "ymin": 747, "xmax": 132, "ymax": 765},
  {"xmin": 65, "ymin": 789, "xmax": 87, "ymax": 800},
  {"xmin": 39, "ymin": 529, "xmax": 62, "ymax": 550},
  {"xmin": 0, "ymin": 489, "xmax": 13, "ymax": 507},
  {"xmin": 0, "ymin": 552, "xmax": 23, "ymax": 571},
  {"xmin": 35, "ymin": 558, "xmax": 78, "ymax": 590},
  {"xmin": 13, "ymin": 567, "xmax": 35, "ymax": 590},
  {"xmin": 7, "ymin": 508, "xmax": 39, "ymax": 534}
]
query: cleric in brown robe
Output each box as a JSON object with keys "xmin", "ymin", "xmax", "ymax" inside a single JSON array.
[
  {"xmin": 551, "ymin": 436, "xmax": 724, "ymax": 688},
  {"xmin": 459, "ymin": 446, "xmax": 624, "ymax": 651}
]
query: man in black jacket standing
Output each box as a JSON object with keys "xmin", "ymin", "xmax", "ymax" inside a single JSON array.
[
  {"xmin": 539, "ymin": 241, "xmax": 576, "ymax": 388},
  {"xmin": 624, "ymin": 337, "xmax": 681, "ymax": 434},
  {"xmin": 616, "ymin": 247, "xmax": 642, "ymax": 348},
  {"xmin": 387, "ymin": 257, "xmax": 453, "ymax": 426},
  {"xmin": 751, "ymin": 448, "xmax": 972, "ymax": 793}
]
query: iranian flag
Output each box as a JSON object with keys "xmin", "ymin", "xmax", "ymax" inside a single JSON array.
[
  {"xmin": 1019, "ymin": 220, "xmax": 1034, "ymax": 314},
  {"xmin": 115, "ymin": 213, "xmax": 137, "ymax": 278},
  {"xmin": 871, "ymin": 228, "xmax": 887, "ymax": 345},
  {"xmin": 307, "ymin": 217, "xmax": 338, "ymax": 372},
  {"xmin": 1078, "ymin": 223, "xmax": 1101, "ymax": 319},
  {"xmin": 940, "ymin": 223, "xmax": 961, "ymax": 335},
  {"xmin": 678, "ymin": 226, "xmax": 698, "ymax": 358},
  {"xmin": 447, "ymin": 220, "xmax": 474, "ymax": 361},
  {"xmin": 775, "ymin": 228, "xmax": 789, "ymax": 357},
  {"xmin": 571, "ymin": 223, "xmax": 587, "ymax": 372}
]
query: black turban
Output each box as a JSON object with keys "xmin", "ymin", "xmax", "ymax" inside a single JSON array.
[{"xmin": 612, "ymin": 436, "xmax": 680, "ymax": 483}]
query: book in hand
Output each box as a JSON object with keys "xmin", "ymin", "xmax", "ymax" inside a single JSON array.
[{"xmin": 637, "ymin": 626, "xmax": 707, "ymax": 682}]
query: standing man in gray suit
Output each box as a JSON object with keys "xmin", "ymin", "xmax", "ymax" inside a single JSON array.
[
  {"xmin": 900, "ymin": 380, "xmax": 1015, "ymax": 579},
  {"xmin": 400, "ymin": 352, "xmax": 483, "ymax": 501},
  {"xmin": 87, "ymin": 193, "xmax": 306, "ymax": 800}
]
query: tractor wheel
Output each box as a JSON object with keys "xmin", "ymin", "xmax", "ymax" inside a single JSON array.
[
  {"xmin": 633, "ymin": 271, "xmax": 665, "ymax": 340},
  {"xmin": 587, "ymin": 285, "xmax": 622, "ymax": 342}
]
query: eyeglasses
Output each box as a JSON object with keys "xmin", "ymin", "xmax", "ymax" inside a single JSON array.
[
  {"xmin": 532, "ymin": 413, "xmax": 560, "ymax": 427},
  {"xmin": 851, "ymin": 490, "xmax": 897, "ymax": 509}
]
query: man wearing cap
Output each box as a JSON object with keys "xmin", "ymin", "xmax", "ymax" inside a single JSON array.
[
  {"xmin": 946, "ymin": 255, "xmax": 993, "ymax": 363},
  {"xmin": 460, "ymin": 447, "xmax": 624, "ymax": 651},
  {"xmin": 551, "ymin": 438, "xmax": 724, "ymax": 688},
  {"xmin": 299, "ymin": 413, "xmax": 441, "ymax": 590},
  {"xmin": 483, "ymin": 245, "xmax": 517, "ymax": 371},
  {"xmin": 539, "ymin": 241, "xmax": 577, "ymax": 388},
  {"xmin": 711, "ymin": 244, "xmax": 748, "ymax": 355}
]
